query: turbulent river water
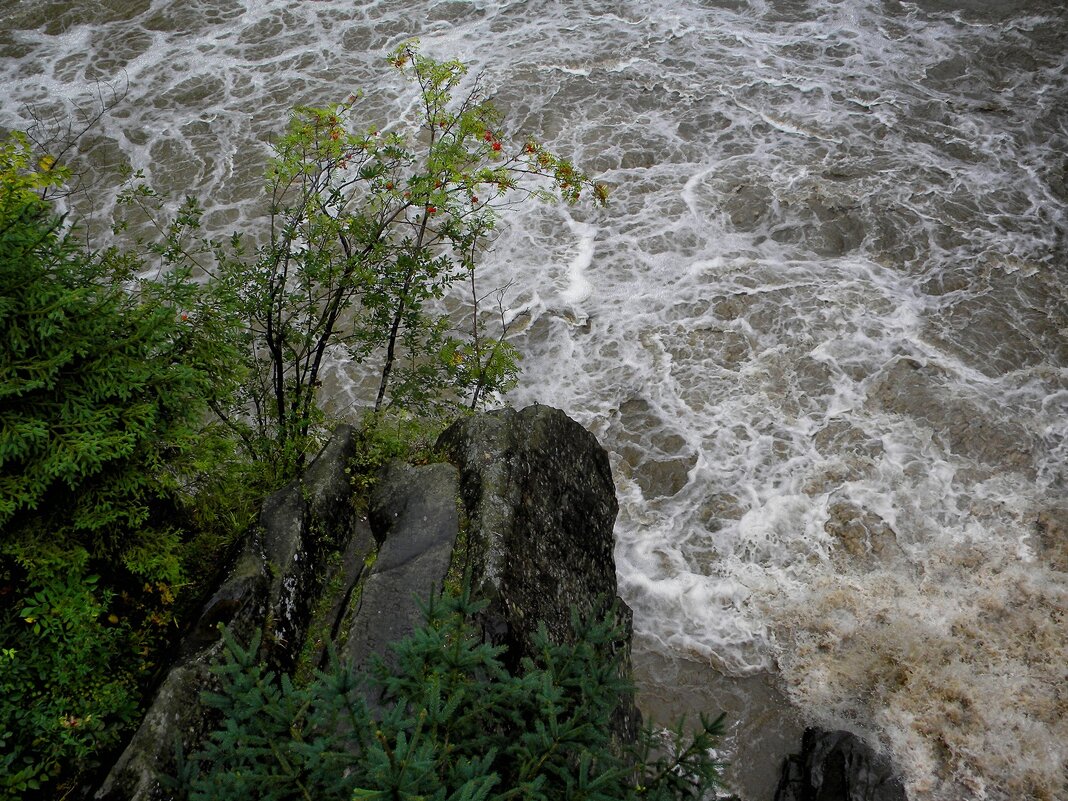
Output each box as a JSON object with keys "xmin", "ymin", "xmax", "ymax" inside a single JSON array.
[{"xmin": 2, "ymin": 1, "xmax": 1066, "ymax": 798}]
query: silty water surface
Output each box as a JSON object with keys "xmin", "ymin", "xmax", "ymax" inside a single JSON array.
[{"xmin": 1, "ymin": 1, "xmax": 1065, "ymax": 798}]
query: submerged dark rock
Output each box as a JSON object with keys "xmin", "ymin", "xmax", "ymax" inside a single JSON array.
[
  {"xmin": 773, "ymin": 728, "xmax": 908, "ymax": 801},
  {"xmin": 867, "ymin": 357, "xmax": 1034, "ymax": 476}
]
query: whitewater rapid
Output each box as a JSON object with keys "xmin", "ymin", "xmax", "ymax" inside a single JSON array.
[{"xmin": 1, "ymin": 1, "xmax": 1065, "ymax": 798}]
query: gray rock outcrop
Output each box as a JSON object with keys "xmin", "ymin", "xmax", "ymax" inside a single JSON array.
[
  {"xmin": 343, "ymin": 461, "xmax": 460, "ymax": 681},
  {"xmin": 437, "ymin": 404, "xmax": 625, "ymax": 658},
  {"xmin": 94, "ymin": 405, "xmax": 635, "ymax": 799},
  {"xmin": 438, "ymin": 404, "xmax": 639, "ymax": 742},
  {"xmin": 95, "ymin": 426, "xmax": 369, "ymax": 801}
]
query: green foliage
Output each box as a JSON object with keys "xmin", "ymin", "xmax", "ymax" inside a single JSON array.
[
  {"xmin": 119, "ymin": 42, "xmax": 605, "ymax": 479},
  {"xmin": 0, "ymin": 552, "xmax": 138, "ymax": 799},
  {"xmin": 0, "ymin": 131, "xmax": 248, "ymax": 798},
  {"xmin": 0, "ymin": 143, "xmax": 229, "ymax": 581},
  {"xmin": 180, "ymin": 593, "xmax": 723, "ymax": 801},
  {"xmin": 348, "ymin": 408, "xmax": 447, "ymax": 496},
  {"xmin": 0, "ymin": 133, "xmax": 69, "ymax": 222},
  {"xmin": 0, "ymin": 44, "xmax": 610, "ymax": 799}
]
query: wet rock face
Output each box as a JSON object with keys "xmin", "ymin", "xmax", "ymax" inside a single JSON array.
[
  {"xmin": 95, "ymin": 426, "xmax": 365, "ymax": 801},
  {"xmin": 343, "ymin": 461, "xmax": 460, "ymax": 681},
  {"xmin": 773, "ymin": 728, "xmax": 908, "ymax": 801},
  {"xmin": 438, "ymin": 404, "xmax": 640, "ymax": 742},
  {"xmin": 438, "ymin": 405, "xmax": 624, "ymax": 659}
]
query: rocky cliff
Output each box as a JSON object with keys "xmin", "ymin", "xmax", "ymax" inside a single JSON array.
[{"xmin": 94, "ymin": 405, "xmax": 633, "ymax": 800}]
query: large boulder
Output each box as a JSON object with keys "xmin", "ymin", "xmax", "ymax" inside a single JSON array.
[
  {"xmin": 773, "ymin": 728, "xmax": 908, "ymax": 801},
  {"xmin": 438, "ymin": 405, "xmax": 639, "ymax": 740},
  {"xmin": 437, "ymin": 404, "xmax": 624, "ymax": 658},
  {"xmin": 94, "ymin": 406, "xmax": 637, "ymax": 798},
  {"xmin": 344, "ymin": 404, "xmax": 632, "ymax": 680}
]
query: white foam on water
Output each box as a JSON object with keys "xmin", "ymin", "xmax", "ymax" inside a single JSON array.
[
  {"xmin": 558, "ymin": 216, "xmax": 596, "ymax": 307},
  {"xmin": 2, "ymin": 0, "xmax": 1066, "ymax": 797}
]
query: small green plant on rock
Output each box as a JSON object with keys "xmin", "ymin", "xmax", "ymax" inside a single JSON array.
[{"xmin": 348, "ymin": 408, "xmax": 445, "ymax": 497}]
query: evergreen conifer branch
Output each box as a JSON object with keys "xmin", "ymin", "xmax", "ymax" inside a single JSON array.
[{"xmin": 182, "ymin": 591, "xmax": 723, "ymax": 801}]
